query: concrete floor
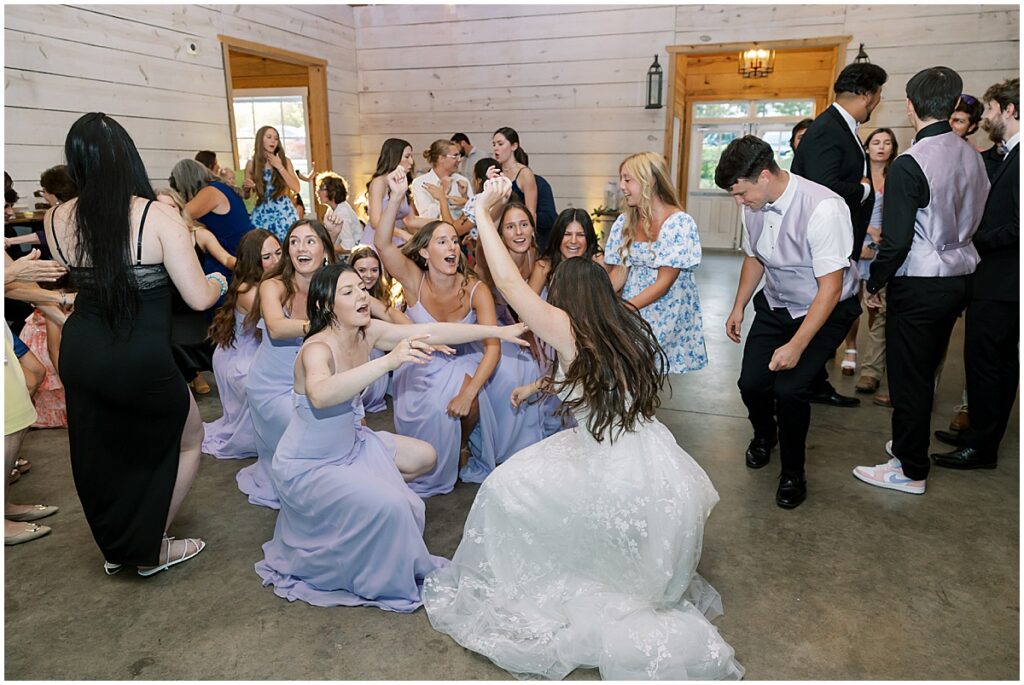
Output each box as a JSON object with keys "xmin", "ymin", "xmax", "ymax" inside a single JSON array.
[{"xmin": 5, "ymin": 252, "xmax": 1019, "ymax": 680}]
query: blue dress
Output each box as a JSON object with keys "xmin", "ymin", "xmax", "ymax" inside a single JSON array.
[
  {"xmin": 195, "ymin": 180, "xmax": 253, "ymax": 280},
  {"xmin": 604, "ymin": 212, "xmax": 708, "ymax": 374},
  {"xmin": 251, "ymin": 168, "xmax": 298, "ymax": 242},
  {"xmin": 237, "ymin": 317, "xmax": 303, "ymax": 509},
  {"xmin": 255, "ymin": 391, "xmax": 447, "ymax": 611}
]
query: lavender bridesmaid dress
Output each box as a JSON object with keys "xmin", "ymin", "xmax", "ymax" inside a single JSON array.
[
  {"xmin": 255, "ymin": 392, "xmax": 447, "ymax": 611},
  {"xmin": 202, "ymin": 310, "xmax": 259, "ymax": 459},
  {"xmin": 360, "ymin": 192, "xmax": 410, "ymax": 249},
  {"xmin": 236, "ymin": 318, "xmax": 302, "ymax": 509},
  {"xmin": 361, "ymin": 347, "xmax": 389, "ymax": 413},
  {"xmin": 392, "ymin": 281, "xmax": 483, "ymax": 498},
  {"xmin": 461, "ymin": 299, "xmax": 561, "ymax": 484}
]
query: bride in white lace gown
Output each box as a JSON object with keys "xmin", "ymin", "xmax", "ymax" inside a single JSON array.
[{"xmin": 422, "ymin": 175, "xmax": 743, "ymax": 681}]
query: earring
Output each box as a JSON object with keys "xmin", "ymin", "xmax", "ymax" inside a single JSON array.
[{"xmin": 323, "ymin": 257, "xmax": 328, "ymax": 265}]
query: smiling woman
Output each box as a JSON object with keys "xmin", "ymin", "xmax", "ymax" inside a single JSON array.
[{"xmin": 235, "ymin": 219, "xmax": 337, "ymax": 509}]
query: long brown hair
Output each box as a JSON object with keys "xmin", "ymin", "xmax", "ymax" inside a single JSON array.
[
  {"xmin": 209, "ymin": 229, "xmax": 278, "ymax": 348},
  {"xmin": 616, "ymin": 152, "xmax": 680, "ymax": 261},
  {"xmin": 252, "ymin": 125, "xmax": 291, "ymax": 203},
  {"xmin": 401, "ymin": 220, "xmax": 472, "ymax": 305},
  {"xmin": 545, "ymin": 257, "xmax": 667, "ymax": 443},
  {"xmin": 245, "ymin": 219, "xmax": 337, "ymax": 331},
  {"xmin": 863, "ymin": 127, "xmax": 899, "ymax": 177},
  {"xmin": 348, "ymin": 244, "xmax": 399, "ymax": 309},
  {"xmin": 473, "ymin": 200, "xmax": 536, "ymax": 290}
]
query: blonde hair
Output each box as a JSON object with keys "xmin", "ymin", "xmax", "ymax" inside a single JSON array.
[
  {"xmin": 617, "ymin": 152, "xmax": 680, "ymax": 261},
  {"xmin": 424, "ymin": 139, "xmax": 457, "ymax": 166},
  {"xmin": 156, "ymin": 187, "xmax": 200, "ymax": 231}
]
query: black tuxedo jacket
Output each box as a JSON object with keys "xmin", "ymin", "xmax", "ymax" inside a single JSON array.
[
  {"xmin": 791, "ymin": 105, "xmax": 874, "ymax": 259},
  {"xmin": 972, "ymin": 144, "xmax": 1019, "ymax": 302}
]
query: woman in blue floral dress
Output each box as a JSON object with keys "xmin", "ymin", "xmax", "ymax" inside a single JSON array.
[
  {"xmin": 243, "ymin": 126, "xmax": 300, "ymax": 241},
  {"xmin": 601, "ymin": 152, "xmax": 708, "ymax": 374}
]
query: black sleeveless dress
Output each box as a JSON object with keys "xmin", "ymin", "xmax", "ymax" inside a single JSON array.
[
  {"xmin": 54, "ymin": 201, "xmax": 189, "ymax": 566},
  {"xmin": 511, "ymin": 167, "xmax": 558, "ymax": 250}
]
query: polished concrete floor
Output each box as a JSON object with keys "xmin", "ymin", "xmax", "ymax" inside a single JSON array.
[{"xmin": 5, "ymin": 253, "xmax": 1019, "ymax": 680}]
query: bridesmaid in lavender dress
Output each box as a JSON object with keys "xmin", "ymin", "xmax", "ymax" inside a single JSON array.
[
  {"xmin": 203, "ymin": 230, "xmax": 281, "ymax": 459},
  {"xmin": 237, "ymin": 220, "xmax": 337, "ymax": 508},
  {"xmin": 462, "ymin": 201, "xmax": 561, "ymax": 483},
  {"xmin": 374, "ymin": 169, "xmax": 502, "ymax": 497},
  {"xmin": 255, "ymin": 263, "xmax": 528, "ymax": 610},
  {"xmin": 349, "ymin": 245, "xmax": 399, "ymax": 413},
  {"xmin": 359, "ymin": 138, "xmax": 430, "ymax": 249}
]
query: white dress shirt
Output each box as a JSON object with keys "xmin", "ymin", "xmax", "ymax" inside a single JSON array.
[
  {"xmin": 832, "ymin": 102, "xmax": 872, "ymax": 202},
  {"xmin": 411, "ymin": 169, "xmax": 474, "ymax": 220},
  {"xmin": 1005, "ymin": 131, "xmax": 1020, "ymax": 152},
  {"xmin": 742, "ymin": 173, "xmax": 854, "ymax": 277}
]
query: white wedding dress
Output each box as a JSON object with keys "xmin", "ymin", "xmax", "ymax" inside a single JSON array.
[{"xmin": 422, "ymin": 382, "xmax": 744, "ymax": 680}]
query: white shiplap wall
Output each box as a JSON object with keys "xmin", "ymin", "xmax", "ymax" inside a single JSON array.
[
  {"xmin": 353, "ymin": 3, "xmax": 1019, "ymax": 214},
  {"xmin": 4, "ymin": 4, "xmax": 359, "ymax": 193}
]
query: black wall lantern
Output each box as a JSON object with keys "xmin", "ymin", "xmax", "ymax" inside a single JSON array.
[{"xmin": 645, "ymin": 55, "xmax": 664, "ymax": 109}]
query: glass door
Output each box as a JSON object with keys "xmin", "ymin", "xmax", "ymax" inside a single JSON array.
[{"xmin": 686, "ymin": 99, "xmax": 815, "ymax": 249}]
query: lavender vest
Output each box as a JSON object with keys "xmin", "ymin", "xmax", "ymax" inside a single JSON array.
[
  {"xmin": 896, "ymin": 132, "xmax": 989, "ymax": 277},
  {"xmin": 744, "ymin": 175, "xmax": 859, "ymax": 318}
]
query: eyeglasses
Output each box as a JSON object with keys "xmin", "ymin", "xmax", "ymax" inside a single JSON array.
[{"xmin": 443, "ymin": 154, "xmax": 462, "ymax": 159}]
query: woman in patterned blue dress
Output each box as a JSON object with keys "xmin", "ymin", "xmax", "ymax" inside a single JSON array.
[
  {"xmin": 601, "ymin": 152, "xmax": 708, "ymax": 374},
  {"xmin": 244, "ymin": 126, "xmax": 300, "ymax": 242}
]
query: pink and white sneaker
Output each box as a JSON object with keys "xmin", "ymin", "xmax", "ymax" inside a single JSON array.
[{"xmin": 853, "ymin": 455, "xmax": 926, "ymax": 495}]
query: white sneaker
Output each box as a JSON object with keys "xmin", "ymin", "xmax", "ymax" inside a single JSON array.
[
  {"xmin": 885, "ymin": 440, "xmax": 895, "ymax": 459},
  {"xmin": 853, "ymin": 457, "xmax": 926, "ymax": 495}
]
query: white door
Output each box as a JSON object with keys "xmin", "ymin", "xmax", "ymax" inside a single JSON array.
[{"xmin": 686, "ymin": 99, "xmax": 816, "ymax": 250}]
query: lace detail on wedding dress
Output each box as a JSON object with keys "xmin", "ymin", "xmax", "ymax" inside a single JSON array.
[{"xmin": 422, "ymin": 381, "xmax": 744, "ymax": 680}]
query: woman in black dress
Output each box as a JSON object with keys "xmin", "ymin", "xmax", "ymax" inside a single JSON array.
[{"xmin": 45, "ymin": 113, "xmax": 226, "ymax": 576}]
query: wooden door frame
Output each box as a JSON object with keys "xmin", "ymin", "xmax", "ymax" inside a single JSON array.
[
  {"xmin": 663, "ymin": 36, "xmax": 851, "ymax": 204},
  {"xmin": 218, "ymin": 35, "xmax": 332, "ymax": 219}
]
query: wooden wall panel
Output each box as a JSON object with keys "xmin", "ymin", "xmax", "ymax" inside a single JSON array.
[{"xmin": 4, "ymin": 4, "xmax": 359, "ymax": 190}]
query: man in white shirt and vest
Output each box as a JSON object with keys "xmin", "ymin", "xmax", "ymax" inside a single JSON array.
[
  {"xmin": 854, "ymin": 66, "xmax": 990, "ymax": 495},
  {"xmin": 717, "ymin": 136, "xmax": 861, "ymax": 509}
]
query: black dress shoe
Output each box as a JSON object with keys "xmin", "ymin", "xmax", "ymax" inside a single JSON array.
[
  {"xmin": 776, "ymin": 475, "xmax": 807, "ymax": 509},
  {"xmin": 934, "ymin": 429, "xmax": 969, "ymax": 448},
  {"xmin": 745, "ymin": 436, "xmax": 776, "ymax": 469},
  {"xmin": 931, "ymin": 447, "xmax": 997, "ymax": 470},
  {"xmin": 808, "ymin": 391, "xmax": 860, "ymax": 407}
]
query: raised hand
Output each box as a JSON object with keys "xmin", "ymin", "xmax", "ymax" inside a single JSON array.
[
  {"xmin": 387, "ymin": 166, "xmax": 409, "ymax": 195},
  {"xmin": 266, "ymin": 152, "xmax": 284, "ymax": 170},
  {"xmin": 485, "ymin": 165, "xmax": 502, "ymax": 181},
  {"xmin": 477, "ymin": 176, "xmax": 512, "ymax": 211},
  {"xmin": 386, "ymin": 334, "xmax": 434, "ymax": 369}
]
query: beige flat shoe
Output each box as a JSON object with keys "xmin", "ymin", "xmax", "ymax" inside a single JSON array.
[
  {"xmin": 6, "ymin": 504, "xmax": 59, "ymax": 522},
  {"xmin": 5, "ymin": 522, "xmax": 51, "ymax": 546}
]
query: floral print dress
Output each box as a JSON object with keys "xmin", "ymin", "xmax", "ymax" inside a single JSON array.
[
  {"xmin": 251, "ymin": 167, "xmax": 298, "ymax": 242},
  {"xmin": 604, "ymin": 211, "xmax": 708, "ymax": 374}
]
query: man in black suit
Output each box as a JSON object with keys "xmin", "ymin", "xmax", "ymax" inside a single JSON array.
[
  {"xmin": 932, "ymin": 77, "xmax": 1019, "ymax": 470},
  {"xmin": 792, "ymin": 62, "xmax": 888, "ymax": 408}
]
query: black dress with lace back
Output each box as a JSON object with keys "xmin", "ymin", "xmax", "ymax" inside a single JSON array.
[{"xmin": 53, "ymin": 201, "xmax": 189, "ymax": 566}]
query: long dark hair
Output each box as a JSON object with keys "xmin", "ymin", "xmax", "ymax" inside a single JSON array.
[
  {"xmin": 863, "ymin": 127, "xmax": 899, "ymax": 177},
  {"xmin": 305, "ymin": 262, "xmax": 364, "ymax": 340},
  {"xmin": 474, "ymin": 200, "xmax": 535, "ymax": 290},
  {"xmin": 64, "ymin": 112, "xmax": 156, "ymax": 328},
  {"xmin": 368, "ymin": 138, "xmax": 413, "ymax": 191},
  {"xmin": 494, "ymin": 126, "xmax": 529, "ymax": 166},
  {"xmin": 209, "ymin": 229, "xmax": 278, "ymax": 348},
  {"xmin": 539, "ymin": 208, "xmax": 598, "ymax": 287},
  {"xmin": 246, "ymin": 219, "xmax": 337, "ymax": 333},
  {"xmin": 545, "ymin": 258, "xmax": 667, "ymax": 443}
]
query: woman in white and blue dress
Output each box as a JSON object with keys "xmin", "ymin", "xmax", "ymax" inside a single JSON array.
[
  {"xmin": 243, "ymin": 126, "xmax": 300, "ymax": 242},
  {"xmin": 600, "ymin": 152, "xmax": 708, "ymax": 374},
  {"xmin": 422, "ymin": 175, "xmax": 743, "ymax": 681}
]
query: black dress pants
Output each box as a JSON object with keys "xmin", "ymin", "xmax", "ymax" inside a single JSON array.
[
  {"xmin": 886, "ymin": 275, "xmax": 972, "ymax": 480},
  {"xmin": 964, "ymin": 298, "xmax": 1019, "ymax": 457},
  {"xmin": 738, "ymin": 291, "xmax": 862, "ymax": 478}
]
